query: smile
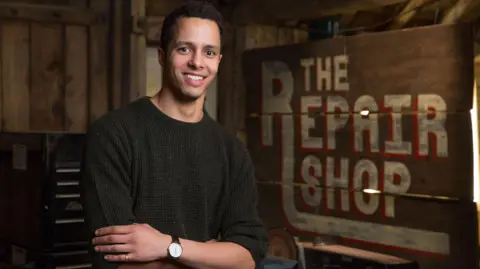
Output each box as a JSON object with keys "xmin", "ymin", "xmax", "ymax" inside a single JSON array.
[{"xmin": 185, "ymin": 74, "xmax": 205, "ymax": 81}]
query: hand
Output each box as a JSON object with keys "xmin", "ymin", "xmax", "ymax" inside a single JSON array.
[{"xmin": 92, "ymin": 223, "xmax": 171, "ymax": 262}]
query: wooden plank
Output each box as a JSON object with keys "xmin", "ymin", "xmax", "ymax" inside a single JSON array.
[
  {"xmin": 246, "ymin": 111, "xmax": 473, "ymax": 199},
  {"xmin": 146, "ymin": 0, "xmax": 219, "ymax": 16},
  {"xmin": 224, "ymin": 25, "xmax": 307, "ymax": 139},
  {"xmin": 0, "ymin": 3, "xmax": 95, "ymax": 25},
  {"xmin": 128, "ymin": 0, "xmax": 147, "ymax": 101},
  {"xmin": 388, "ymin": 0, "xmax": 439, "ymax": 30},
  {"xmin": 217, "ymin": 23, "xmax": 236, "ymax": 133},
  {"xmin": 30, "ymin": 22, "xmax": 64, "ymax": 131},
  {"xmin": 441, "ymin": 0, "xmax": 480, "ymax": 24},
  {"xmin": 243, "ymin": 23, "xmax": 477, "ymax": 269},
  {"xmin": 243, "ymin": 24, "xmax": 474, "ymax": 198},
  {"xmin": 111, "ymin": 0, "xmax": 124, "ymax": 109},
  {"xmin": 88, "ymin": 0, "xmax": 109, "ymax": 122},
  {"xmin": 256, "ymin": 183, "xmax": 477, "ymax": 269},
  {"xmin": 0, "ymin": 22, "xmax": 2, "ymax": 131},
  {"xmin": 243, "ymin": 24, "xmax": 474, "ymax": 116},
  {"xmin": 1, "ymin": 22, "xmax": 30, "ymax": 132},
  {"xmin": 65, "ymin": 25, "xmax": 88, "ymax": 132},
  {"xmin": 232, "ymin": 0, "xmax": 409, "ymax": 24}
]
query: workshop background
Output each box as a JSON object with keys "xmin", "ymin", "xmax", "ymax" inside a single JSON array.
[{"xmin": 0, "ymin": 0, "xmax": 479, "ymax": 269}]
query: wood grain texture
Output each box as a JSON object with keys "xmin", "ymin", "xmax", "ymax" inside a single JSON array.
[
  {"xmin": 1, "ymin": 22, "xmax": 30, "ymax": 132},
  {"xmin": 257, "ymin": 183, "xmax": 478, "ymax": 269},
  {"xmin": 217, "ymin": 24, "xmax": 308, "ymax": 139},
  {"xmin": 88, "ymin": 0, "xmax": 109, "ymax": 123},
  {"xmin": 0, "ymin": 0, "xmax": 111, "ymax": 133},
  {"xmin": 243, "ymin": 23, "xmax": 478, "ymax": 269},
  {"xmin": 65, "ymin": 25, "xmax": 88, "ymax": 132},
  {"xmin": 232, "ymin": 0, "xmax": 408, "ymax": 24},
  {"xmin": 244, "ymin": 24, "xmax": 474, "ymax": 116},
  {"xmin": 30, "ymin": 22, "xmax": 64, "ymax": 131},
  {"xmin": 129, "ymin": 0, "xmax": 147, "ymax": 102},
  {"xmin": 246, "ymin": 112, "xmax": 473, "ymax": 199}
]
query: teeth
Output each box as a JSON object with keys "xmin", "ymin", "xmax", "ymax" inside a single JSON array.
[{"xmin": 186, "ymin": 74, "xmax": 204, "ymax": 81}]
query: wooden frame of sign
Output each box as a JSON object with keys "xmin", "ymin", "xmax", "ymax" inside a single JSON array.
[{"xmin": 243, "ymin": 23, "xmax": 478, "ymax": 269}]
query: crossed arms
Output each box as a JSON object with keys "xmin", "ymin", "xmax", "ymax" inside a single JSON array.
[{"xmin": 79, "ymin": 122, "xmax": 268, "ymax": 269}]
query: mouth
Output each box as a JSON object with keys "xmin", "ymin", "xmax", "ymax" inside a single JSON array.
[{"xmin": 184, "ymin": 73, "xmax": 206, "ymax": 81}]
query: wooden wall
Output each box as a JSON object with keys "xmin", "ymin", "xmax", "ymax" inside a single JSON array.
[
  {"xmin": 217, "ymin": 25, "xmax": 309, "ymax": 141},
  {"xmin": 0, "ymin": 0, "xmax": 111, "ymax": 133},
  {"xmin": 241, "ymin": 23, "xmax": 478, "ymax": 269}
]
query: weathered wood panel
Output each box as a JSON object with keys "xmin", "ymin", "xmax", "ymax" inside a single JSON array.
[
  {"xmin": 0, "ymin": 0, "xmax": 110, "ymax": 133},
  {"xmin": 246, "ymin": 112, "xmax": 473, "ymax": 199},
  {"xmin": 1, "ymin": 22, "xmax": 30, "ymax": 131},
  {"xmin": 30, "ymin": 23, "xmax": 64, "ymax": 131},
  {"xmin": 65, "ymin": 25, "xmax": 88, "ymax": 132},
  {"xmin": 128, "ymin": 0, "xmax": 147, "ymax": 102},
  {"xmin": 243, "ymin": 23, "xmax": 477, "ymax": 269},
  {"xmin": 257, "ymin": 183, "xmax": 478, "ymax": 269},
  {"xmin": 88, "ymin": 0, "xmax": 109, "ymax": 123},
  {"xmin": 146, "ymin": 0, "xmax": 219, "ymax": 16},
  {"xmin": 232, "ymin": 0, "xmax": 408, "ymax": 24},
  {"xmin": 217, "ymin": 24, "xmax": 308, "ymax": 140},
  {"xmin": 244, "ymin": 24, "xmax": 474, "ymax": 115}
]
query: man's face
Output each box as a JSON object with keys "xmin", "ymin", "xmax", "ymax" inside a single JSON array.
[{"xmin": 159, "ymin": 17, "xmax": 222, "ymax": 102}]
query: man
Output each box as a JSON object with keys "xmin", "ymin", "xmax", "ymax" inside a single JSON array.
[{"xmin": 80, "ymin": 2, "xmax": 269, "ymax": 269}]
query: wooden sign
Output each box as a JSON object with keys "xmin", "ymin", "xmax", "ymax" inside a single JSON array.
[{"xmin": 242, "ymin": 24, "xmax": 478, "ymax": 269}]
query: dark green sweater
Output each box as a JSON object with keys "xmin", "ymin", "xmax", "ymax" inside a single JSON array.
[{"xmin": 80, "ymin": 97, "xmax": 268, "ymax": 269}]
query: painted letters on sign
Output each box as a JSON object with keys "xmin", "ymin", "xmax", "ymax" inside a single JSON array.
[{"xmin": 243, "ymin": 24, "xmax": 477, "ymax": 269}]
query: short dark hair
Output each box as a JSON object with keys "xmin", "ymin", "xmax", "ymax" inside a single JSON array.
[{"xmin": 160, "ymin": 1, "xmax": 224, "ymax": 52}]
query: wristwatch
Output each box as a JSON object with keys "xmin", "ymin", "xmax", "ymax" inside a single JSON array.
[{"xmin": 167, "ymin": 235, "xmax": 183, "ymax": 260}]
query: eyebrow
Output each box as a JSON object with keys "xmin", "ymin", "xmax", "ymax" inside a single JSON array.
[{"xmin": 175, "ymin": 41, "xmax": 220, "ymax": 50}]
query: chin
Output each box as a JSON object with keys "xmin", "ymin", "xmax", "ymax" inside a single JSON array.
[{"xmin": 178, "ymin": 88, "xmax": 207, "ymax": 102}]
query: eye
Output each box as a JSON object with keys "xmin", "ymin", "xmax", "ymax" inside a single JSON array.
[
  {"xmin": 205, "ymin": 50, "xmax": 216, "ymax": 57},
  {"xmin": 177, "ymin": 47, "xmax": 190, "ymax": 54}
]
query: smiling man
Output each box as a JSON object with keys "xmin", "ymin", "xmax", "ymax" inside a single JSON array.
[{"xmin": 80, "ymin": 2, "xmax": 268, "ymax": 269}]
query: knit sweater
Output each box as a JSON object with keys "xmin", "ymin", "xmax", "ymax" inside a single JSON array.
[{"xmin": 80, "ymin": 97, "xmax": 268, "ymax": 269}]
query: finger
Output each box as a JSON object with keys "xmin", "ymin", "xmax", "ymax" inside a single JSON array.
[
  {"xmin": 104, "ymin": 253, "xmax": 137, "ymax": 262},
  {"xmin": 92, "ymin": 234, "xmax": 132, "ymax": 245},
  {"xmin": 95, "ymin": 244, "xmax": 134, "ymax": 253},
  {"xmin": 95, "ymin": 225, "xmax": 134, "ymax": 236}
]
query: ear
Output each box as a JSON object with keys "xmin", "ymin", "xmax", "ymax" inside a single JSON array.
[
  {"xmin": 157, "ymin": 48, "xmax": 166, "ymax": 67},
  {"xmin": 218, "ymin": 54, "xmax": 223, "ymax": 63}
]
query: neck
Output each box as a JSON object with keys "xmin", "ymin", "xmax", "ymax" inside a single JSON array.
[{"xmin": 150, "ymin": 87, "xmax": 205, "ymax": 123}]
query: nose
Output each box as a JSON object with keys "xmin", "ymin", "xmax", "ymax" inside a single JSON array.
[{"xmin": 188, "ymin": 51, "xmax": 204, "ymax": 69}]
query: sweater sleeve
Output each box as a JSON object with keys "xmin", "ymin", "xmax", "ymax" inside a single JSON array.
[
  {"xmin": 80, "ymin": 120, "xmax": 137, "ymax": 269},
  {"xmin": 219, "ymin": 138, "xmax": 269, "ymax": 267}
]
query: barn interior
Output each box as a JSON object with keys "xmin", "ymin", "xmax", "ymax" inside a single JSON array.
[{"xmin": 0, "ymin": 0, "xmax": 479, "ymax": 268}]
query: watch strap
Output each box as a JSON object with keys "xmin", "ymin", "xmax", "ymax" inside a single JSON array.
[
  {"xmin": 167, "ymin": 235, "xmax": 182, "ymax": 260},
  {"xmin": 171, "ymin": 235, "xmax": 180, "ymax": 244}
]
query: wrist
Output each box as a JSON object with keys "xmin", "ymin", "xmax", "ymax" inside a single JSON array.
[{"xmin": 157, "ymin": 233, "xmax": 171, "ymax": 259}]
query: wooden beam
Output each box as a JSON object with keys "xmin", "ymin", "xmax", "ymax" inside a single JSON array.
[
  {"xmin": 388, "ymin": 0, "xmax": 438, "ymax": 29},
  {"xmin": 128, "ymin": 0, "xmax": 147, "ymax": 102},
  {"xmin": 0, "ymin": 3, "xmax": 96, "ymax": 25},
  {"xmin": 441, "ymin": 0, "xmax": 480, "ymax": 24},
  {"xmin": 146, "ymin": 0, "xmax": 219, "ymax": 16},
  {"xmin": 232, "ymin": 0, "xmax": 409, "ymax": 25}
]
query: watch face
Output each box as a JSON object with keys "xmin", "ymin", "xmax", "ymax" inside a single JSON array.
[{"xmin": 168, "ymin": 243, "xmax": 182, "ymax": 258}]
